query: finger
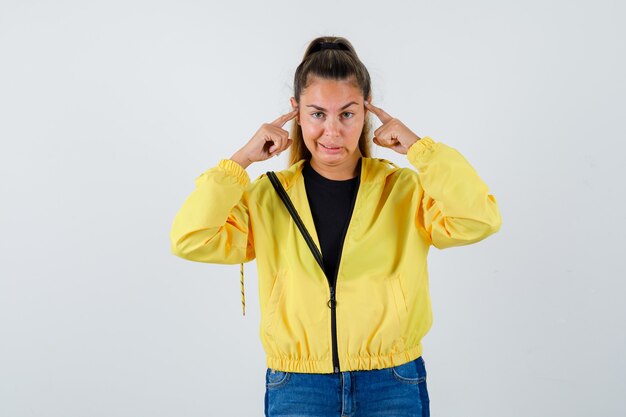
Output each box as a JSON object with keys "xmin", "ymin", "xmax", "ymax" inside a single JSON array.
[
  {"xmin": 373, "ymin": 121, "xmax": 400, "ymax": 144},
  {"xmin": 274, "ymin": 138, "xmax": 293, "ymax": 157},
  {"xmin": 268, "ymin": 137, "xmax": 282, "ymax": 153},
  {"xmin": 373, "ymin": 137, "xmax": 387, "ymax": 148},
  {"xmin": 271, "ymin": 137, "xmax": 289, "ymax": 154},
  {"xmin": 373, "ymin": 134, "xmax": 398, "ymax": 147},
  {"xmin": 364, "ymin": 101, "xmax": 393, "ymax": 124},
  {"xmin": 373, "ymin": 124, "xmax": 393, "ymax": 145},
  {"xmin": 280, "ymin": 138, "xmax": 293, "ymax": 153},
  {"xmin": 269, "ymin": 131, "xmax": 291, "ymax": 154},
  {"xmin": 270, "ymin": 108, "xmax": 299, "ymax": 127}
]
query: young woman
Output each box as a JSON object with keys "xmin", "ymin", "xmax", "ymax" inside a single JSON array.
[{"xmin": 170, "ymin": 36, "xmax": 502, "ymax": 417}]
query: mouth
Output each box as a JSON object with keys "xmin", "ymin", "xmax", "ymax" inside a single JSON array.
[{"xmin": 319, "ymin": 143, "xmax": 342, "ymax": 150}]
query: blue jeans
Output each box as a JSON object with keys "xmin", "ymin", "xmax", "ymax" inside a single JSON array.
[{"xmin": 264, "ymin": 356, "xmax": 430, "ymax": 417}]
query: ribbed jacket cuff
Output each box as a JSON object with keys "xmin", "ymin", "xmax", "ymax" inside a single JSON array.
[
  {"xmin": 407, "ymin": 136, "xmax": 436, "ymax": 162},
  {"xmin": 218, "ymin": 159, "xmax": 251, "ymax": 187}
]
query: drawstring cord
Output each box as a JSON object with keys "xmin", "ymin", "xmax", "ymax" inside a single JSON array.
[{"xmin": 240, "ymin": 262, "xmax": 245, "ymax": 316}]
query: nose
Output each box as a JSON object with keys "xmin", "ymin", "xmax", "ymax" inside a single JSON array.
[{"xmin": 324, "ymin": 118, "xmax": 340, "ymax": 138}]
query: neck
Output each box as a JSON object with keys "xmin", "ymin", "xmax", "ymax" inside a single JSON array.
[{"xmin": 309, "ymin": 153, "xmax": 362, "ymax": 180}]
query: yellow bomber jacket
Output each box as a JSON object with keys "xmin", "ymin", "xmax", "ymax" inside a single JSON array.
[{"xmin": 170, "ymin": 137, "xmax": 502, "ymax": 374}]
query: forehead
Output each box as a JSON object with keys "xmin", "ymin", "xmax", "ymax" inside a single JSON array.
[{"xmin": 301, "ymin": 77, "xmax": 362, "ymax": 104}]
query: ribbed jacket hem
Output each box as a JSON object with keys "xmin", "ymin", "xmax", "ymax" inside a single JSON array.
[{"xmin": 265, "ymin": 343, "xmax": 423, "ymax": 374}]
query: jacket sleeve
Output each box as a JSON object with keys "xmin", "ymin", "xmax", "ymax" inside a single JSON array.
[
  {"xmin": 407, "ymin": 136, "xmax": 502, "ymax": 249},
  {"xmin": 170, "ymin": 159, "xmax": 255, "ymax": 263}
]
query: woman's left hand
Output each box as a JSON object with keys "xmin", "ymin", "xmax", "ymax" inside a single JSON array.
[{"xmin": 364, "ymin": 101, "xmax": 421, "ymax": 155}]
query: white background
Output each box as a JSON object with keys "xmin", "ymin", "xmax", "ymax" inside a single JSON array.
[{"xmin": 1, "ymin": 0, "xmax": 624, "ymax": 416}]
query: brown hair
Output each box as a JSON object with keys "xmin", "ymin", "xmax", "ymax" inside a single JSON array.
[{"xmin": 288, "ymin": 36, "xmax": 373, "ymax": 167}]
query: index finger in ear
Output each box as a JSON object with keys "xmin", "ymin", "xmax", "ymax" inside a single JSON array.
[
  {"xmin": 270, "ymin": 108, "xmax": 299, "ymax": 127},
  {"xmin": 364, "ymin": 101, "xmax": 393, "ymax": 124}
]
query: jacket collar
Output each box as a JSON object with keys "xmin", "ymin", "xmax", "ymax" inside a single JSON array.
[{"xmin": 275, "ymin": 156, "xmax": 400, "ymax": 190}]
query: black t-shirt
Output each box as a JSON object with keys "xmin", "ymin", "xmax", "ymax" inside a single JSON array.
[{"xmin": 302, "ymin": 158, "xmax": 362, "ymax": 283}]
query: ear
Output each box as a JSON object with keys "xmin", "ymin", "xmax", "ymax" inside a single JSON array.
[{"xmin": 290, "ymin": 97, "xmax": 300, "ymax": 125}]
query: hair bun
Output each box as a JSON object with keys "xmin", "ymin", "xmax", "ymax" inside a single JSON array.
[{"xmin": 311, "ymin": 41, "xmax": 350, "ymax": 53}]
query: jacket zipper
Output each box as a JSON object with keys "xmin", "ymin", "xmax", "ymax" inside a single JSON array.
[
  {"xmin": 328, "ymin": 285, "xmax": 339, "ymax": 373},
  {"xmin": 328, "ymin": 161, "xmax": 362, "ymax": 374}
]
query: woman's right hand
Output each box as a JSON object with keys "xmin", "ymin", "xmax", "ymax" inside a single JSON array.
[{"xmin": 230, "ymin": 108, "xmax": 298, "ymax": 168}]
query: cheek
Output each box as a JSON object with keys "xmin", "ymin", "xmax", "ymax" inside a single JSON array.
[
  {"xmin": 349, "ymin": 118, "xmax": 363, "ymax": 132},
  {"xmin": 301, "ymin": 121, "xmax": 323, "ymax": 140},
  {"xmin": 347, "ymin": 117, "xmax": 365, "ymax": 139}
]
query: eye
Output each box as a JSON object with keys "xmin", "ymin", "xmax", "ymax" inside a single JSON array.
[{"xmin": 311, "ymin": 111, "xmax": 354, "ymax": 119}]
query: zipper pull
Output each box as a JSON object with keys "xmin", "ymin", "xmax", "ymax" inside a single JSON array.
[{"xmin": 328, "ymin": 286, "xmax": 336, "ymax": 309}]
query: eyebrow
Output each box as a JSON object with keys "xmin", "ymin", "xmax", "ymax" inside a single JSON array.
[{"xmin": 305, "ymin": 101, "xmax": 359, "ymax": 111}]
